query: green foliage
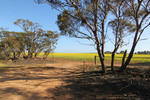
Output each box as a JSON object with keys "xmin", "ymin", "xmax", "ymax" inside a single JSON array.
[
  {"xmin": 0, "ymin": 30, "xmax": 24, "ymax": 59},
  {"xmin": 14, "ymin": 19, "xmax": 58, "ymax": 59},
  {"xmin": 0, "ymin": 19, "xmax": 58, "ymax": 60}
]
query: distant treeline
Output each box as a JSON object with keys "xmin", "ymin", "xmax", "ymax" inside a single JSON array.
[
  {"xmin": 105, "ymin": 51, "xmax": 150, "ymax": 54},
  {"xmin": 135, "ymin": 51, "xmax": 150, "ymax": 54}
]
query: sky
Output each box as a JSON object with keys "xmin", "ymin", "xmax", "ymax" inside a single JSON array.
[{"xmin": 0, "ymin": 0, "xmax": 150, "ymax": 53}]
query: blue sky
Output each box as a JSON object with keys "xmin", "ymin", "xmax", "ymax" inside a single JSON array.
[{"xmin": 0, "ymin": 0, "xmax": 149, "ymax": 53}]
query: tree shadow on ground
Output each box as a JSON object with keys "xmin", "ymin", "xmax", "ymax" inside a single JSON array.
[
  {"xmin": 129, "ymin": 62, "xmax": 150, "ymax": 67},
  {"xmin": 0, "ymin": 65, "xmax": 150, "ymax": 100},
  {"xmin": 0, "ymin": 87, "xmax": 52, "ymax": 100},
  {"xmin": 47, "ymin": 67, "xmax": 150, "ymax": 100},
  {"xmin": 0, "ymin": 66, "xmax": 67, "ymax": 82},
  {"xmin": 0, "ymin": 66, "xmax": 24, "ymax": 72},
  {"xmin": 0, "ymin": 66, "xmax": 68, "ymax": 100}
]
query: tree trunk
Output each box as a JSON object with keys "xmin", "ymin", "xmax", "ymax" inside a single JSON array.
[
  {"xmin": 121, "ymin": 50, "xmax": 127, "ymax": 66},
  {"xmin": 30, "ymin": 53, "xmax": 33, "ymax": 58},
  {"xmin": 13, "ymin": 52, "xmax": 16, "ymax": 60},
  {"xmin": 27, "ymin": 50, "xmax": 30, "ymax": 58},
  {"xmin": 17, "ymin": 51, "xmax": 21, "ymax": 58},
  {"xmin": 97, "ymin": 45, "xmax": 106, "ymax": 73},
  {"xmin": 101, "ymin": 41, "xmax": 105, "ymax": 58},
  {"xmin": 34, "ymin": 52, "xmax": 38, "ymax": 58},
  {"xmin": 27, "ymin": 50, "xmax": 33, "ymax": 58},
  {"xmin": 93, "ymin": 0, "xmax": 105, "ymax": 73},
  {"xmin": 101, "ymin": 21, "xmax": 105, "ymax": 58},
  {"xmin": 111, "ymin": 46, "xmax": 119, "ymax": 72},
  {"xmin": 111, "ymin": 51, "xmax": 115, "ymax": 71},
  {"xmin": 120, "ymin": 41, "xmax": 137, "ymax": 71},
  {"xmin": 43, "ymin": 53, "xmax": 50, "ymax": 59},
  {"xmin": 120, "ymin": 28, "xmax": 139, "ymax": 71},
  {"xmin": 34, "ymin": 49, "xmax": 42, "ymax": 58}
]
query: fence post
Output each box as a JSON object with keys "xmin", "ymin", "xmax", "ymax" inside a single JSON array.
[
  {"xmin": 94, "ymin": 56, "xmax": 97, "ymax": 65},
  {"xmin": 52, "ymin": 54, "xmax": 55, "ymax": 61}
]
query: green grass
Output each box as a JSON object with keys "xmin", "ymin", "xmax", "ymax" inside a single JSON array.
[{"xmin": 47, "ymin": 53, "xmax": 150, "ymax": 63}]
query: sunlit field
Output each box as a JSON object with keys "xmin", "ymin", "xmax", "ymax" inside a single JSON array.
[{"xmin": 40, "ymin": 53, "xmax": 150, "ymax": 63}]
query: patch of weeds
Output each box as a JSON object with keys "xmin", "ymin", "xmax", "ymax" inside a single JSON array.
[
  {"xmin": 80, "ymin": 65, "xmax": 86, "ymax": 72},
  {"xmin": 88, "ymin": 66, "xmax": 100, "ymax": 72},
  {"xmin": 79, "ymin": 65, "xmax": 100, "ymax": 72}
]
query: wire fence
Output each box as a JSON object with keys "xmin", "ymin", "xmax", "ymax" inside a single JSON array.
[{"xmin": 48, "ymin": 53, "xmax": 150, "ymax": 68}]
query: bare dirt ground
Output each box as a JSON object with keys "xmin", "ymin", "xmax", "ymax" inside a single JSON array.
[{"xmin": 0, "ymin": 59, "xmax": 150, "ymax": 100}]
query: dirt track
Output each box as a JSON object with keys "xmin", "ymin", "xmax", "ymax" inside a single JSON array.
[
  {"xmin": 0, "ymin": 61, "xmax": 82, "ymax": 100},
  {"xmin": 0, "ymin": 60, "xmax": 149, "ymax": 100}
]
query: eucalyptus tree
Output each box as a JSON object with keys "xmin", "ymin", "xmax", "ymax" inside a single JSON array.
[
  {"xmin": 0, "ymin": 19, "xmax": 58, "ymax": 60},
  {"xmin": 34, "ymin": 29, "xmax": 58, "ymax": 59},
  {"xmin": 43, "ymin": 31, "xmax": 58, "ymax": 59},
  {"xmin": 14, "ymin": 19, "xmax": 58, "ymax": 59},
  {"xmin": 0, "ymin": 30, "xmax": 25, "ymax": 60},
  {"xmin": 107, "ymin": 0, "xmax": 134, "ymax": 71},
  {"xmin": 36, "ymin": 0, "xmax": 150, "ymax": 72},
  {"xmin": 0, "ymin": 31, "xmax": 12, "ymax": 59},
  {"xmin": 14, "ymin": 19, "xmax": 41, "ymax": 58},
  {"xmin": 37, "ymin": 0, "xmax": 110, "ymax": 73},
  {"xmin": 120, "ymin": 0, "xmax": 150, "ymax": 71},
  {"xmin": 106, "ymin": 0, "xmax": 150, "ymax": 71}
]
